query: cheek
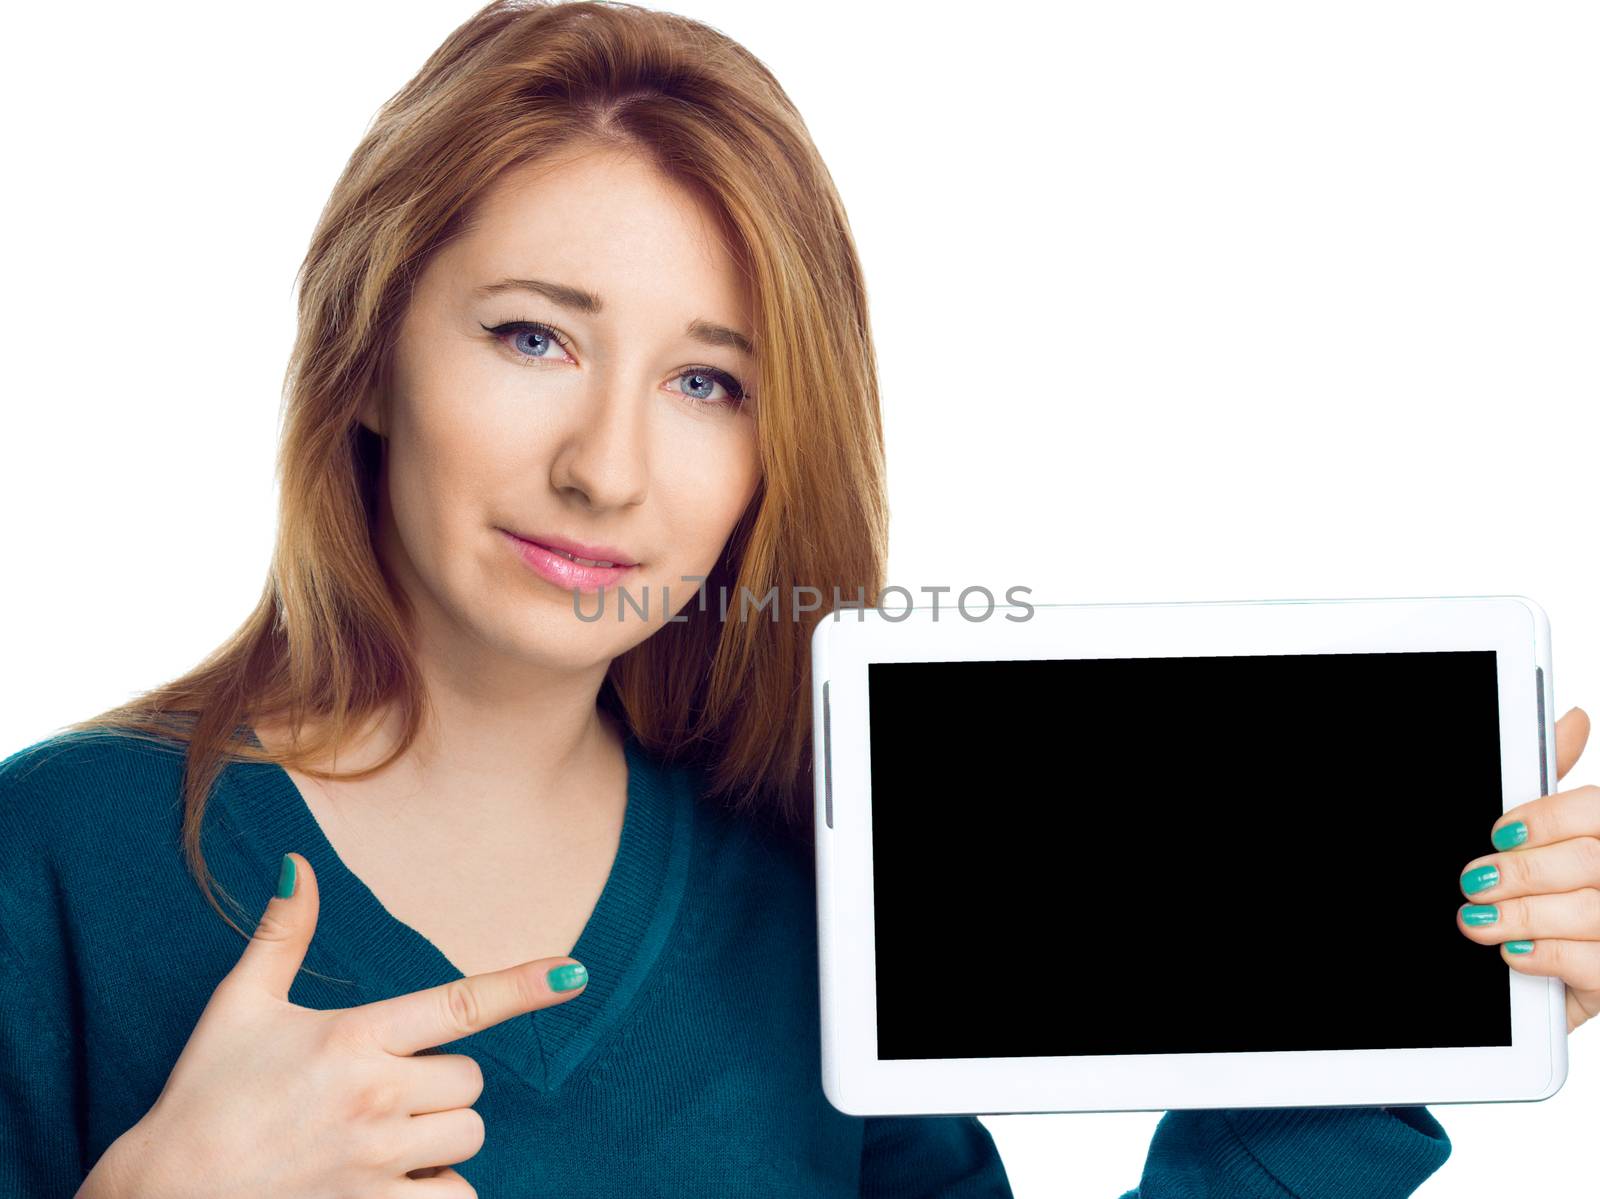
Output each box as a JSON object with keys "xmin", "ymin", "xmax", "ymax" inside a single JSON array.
[
  {"xmin": 659, "ymin": 422, "xmax": 761, "ymax": 565},
  {"xmin": 381, "ymin": 384, "xmax": 519, "ymax": 572},
  {"xmin": 394, "ymin": 336, "xmax": 546, "ymax": 497}
]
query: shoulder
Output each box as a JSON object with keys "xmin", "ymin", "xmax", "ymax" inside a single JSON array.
[
  {"xmin": 0, "ymin": 727, "xmax": 216, "ymax": 974},
  {"xmin": 0, "ymin": 725, "xmax": 188, "ymax": 779},
  {"xmin": 0, "ymin": 726, "xmax": 191, "ymax": 855},
  {"xmin": 0, "ymin": 724, "xmax": 190, "ymax": 797},
  {"xmin": 679, "ymin": 756, "xmax": 816, "ymax": 901}
]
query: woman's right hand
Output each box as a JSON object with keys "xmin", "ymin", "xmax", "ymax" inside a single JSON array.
[{"xmin": 80, "ymin": 852, "xmax": 589, "ymax": 1199}]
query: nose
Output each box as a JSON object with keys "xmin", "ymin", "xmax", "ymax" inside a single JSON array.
[{"xmin": 549, "ymin": 373, "xmax": 650, "ymax": 511}]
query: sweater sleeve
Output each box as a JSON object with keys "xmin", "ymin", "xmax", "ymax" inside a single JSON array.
[
  {"xmin": 859, "ymin": 1113, "xmax": 1015, "ymax": 1197},
  {"xmin": 0, "ymin": 911, "xmax": 89, "ymax": 1199},
  {"xmin": 1117, "ymin": 1105, "xmax": 1452, "ymax": 1199}
]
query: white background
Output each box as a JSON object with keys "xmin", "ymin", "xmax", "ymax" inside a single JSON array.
[{"xmin": 3, "ymin": 1, "xmax": 1595, "ymax": 1193}]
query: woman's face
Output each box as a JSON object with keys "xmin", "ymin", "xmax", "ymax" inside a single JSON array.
[{"xmin": 365, "ymin": 143, "xmax": 761, "ymax": 677}]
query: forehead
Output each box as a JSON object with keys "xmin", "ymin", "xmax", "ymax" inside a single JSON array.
[{"xmin": 449, "ymin": 145, "xmax": 751, "ymax": 317}]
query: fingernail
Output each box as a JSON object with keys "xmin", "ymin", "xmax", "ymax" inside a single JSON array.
[
  {"xmin": 1461, "ymin": 865, "xmax": 1499, "ymax": 894},
  {"xmin": 547, "ymin": 962, "xmax": 588, "ymax": 992},
  {"xmin": 1491, "ymin": 821, "xmax": 1528, "ymax": 851},
  {"xmin": 1461, "ymin": 904, "xmax": 1499, "ymax": 926},
  {"xmin": 276, "ymin": 853, "xmax": 297, "ymax": 899},
  {"xmin": 1505, "ymin": 941, "xmax": 1534, "ymax": 954}
]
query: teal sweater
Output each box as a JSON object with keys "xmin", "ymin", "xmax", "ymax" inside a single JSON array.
[{"xmin": 0, "ymin": 728, "xmax": 1452, "ymax": 1197}]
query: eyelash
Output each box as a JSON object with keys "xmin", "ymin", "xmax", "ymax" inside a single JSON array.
[{"xmin": 480, "ymin": 319, "xmax": 753, "ymax": 409}]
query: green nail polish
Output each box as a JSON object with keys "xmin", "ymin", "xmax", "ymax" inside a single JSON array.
[
  {"xmin": 1505, "ymin": 940, "xmax": 1534, "ymax": 955},
  {"xmin": 1491, "ymin": 821, "xmax": 1528, "ymax": 851},
  {"xmin": 1461, "ymin": 865, "xmax": 1499, "ymax": 894},
  {"xmin": 1461, "ymin": 904, "xmax": 1499, "ymax": 926},
  {"xmin": 547, "ymin": 962, "xmax": 588, "ymax": 992},
  {"xmin": 275, "ymin": 853, "xmax": 297, "ymax": 899}
]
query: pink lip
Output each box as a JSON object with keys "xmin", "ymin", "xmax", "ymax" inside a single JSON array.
[
  {"xmin": 500, "ymin": 529, "xmax": 640, "ymax": 593},
  {"xmin": 505, "ymin": 528, "xmax": 638, "ymax": 567}
]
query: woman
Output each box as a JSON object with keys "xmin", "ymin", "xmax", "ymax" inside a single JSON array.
[{"xmin": 2, "ymin": 2, "xmax": 1593, "ymax": 1195}]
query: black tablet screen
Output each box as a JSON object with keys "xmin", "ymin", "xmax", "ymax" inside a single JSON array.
[{"xmin": 866, "ymin": 650, "xmax": 1515, "ymax": 1059}]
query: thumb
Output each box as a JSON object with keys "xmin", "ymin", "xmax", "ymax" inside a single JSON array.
[
  {"xmin": 228, "ymin": 852, "xmax": 320, "ymax": 999},
  {"xmin": 1553, "ymin": 706, "xmax": 1590, "ymax": 784}
]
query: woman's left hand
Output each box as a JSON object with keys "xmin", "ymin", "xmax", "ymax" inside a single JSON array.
[{"xmin": 1456, "ymin": 705, "xmax": 1596, "ymax": 1033}]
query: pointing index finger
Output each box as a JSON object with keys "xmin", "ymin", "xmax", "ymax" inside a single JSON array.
[{"xmin": 359, "ymin": 958, "xmax": 588, "ymax": 1057}]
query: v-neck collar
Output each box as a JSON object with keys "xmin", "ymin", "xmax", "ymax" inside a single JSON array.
[{"xmin": 215, "ymin": 725, "xmax": 696, "ymax": 1093}]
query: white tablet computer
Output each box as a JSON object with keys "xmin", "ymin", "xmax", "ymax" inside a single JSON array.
[{"xmin": 809, "ymin": 594, "xmax": 1565, "ymax": 1116}]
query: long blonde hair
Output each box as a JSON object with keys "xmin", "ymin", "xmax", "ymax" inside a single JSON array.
[{"xmin": 62, "ymin": 0, "xmax": 887, "ymax": 942}]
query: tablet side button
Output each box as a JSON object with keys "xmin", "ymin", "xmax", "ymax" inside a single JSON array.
[
  {"xmin": 1536, "ymin": 665, "xmax": 1549, "ymax": 797},
  {"xmin": 823, "ymin": 679, "xmax": 834, "ymax": 829}
]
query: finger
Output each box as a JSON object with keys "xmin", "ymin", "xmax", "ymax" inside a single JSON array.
[
  {"xmin": 395, "ymin": 1107, "xmax": 486, "ymax": 1177},
  {"xmin": 1554, "ymin": 706, "xmax": 1590, "ymax": 783},
  {"xmin": 1491, "ymin": 936, "xmax": 1600, "ymax": 994},
  {"xmin": 402, "ymin": 1164, "xmax": 476, "ymax": 1195},
  {"xmin": 1456, "ymin": 886, "xmax": 1600, "ymax": 944},
  {"xmin": 403, "ymin": 1052, "xmax": 485, "ymax": 1115},
  {"xmin": 227, "ymin": 852, "xmax": 320, "ymax": 1000},
  {"xmin": 1487, "ymin": 783, "xmax": 1600, "ymax": 855},
  {"xmin": 1461, "ymin": 834, "xmax": 1600, "ymax": 902},
  {"xmin": 359, "ymin": 958, "xmax": 589, "ymax": 1058}
]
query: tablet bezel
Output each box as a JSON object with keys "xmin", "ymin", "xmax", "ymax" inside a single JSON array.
[{"xmin": 810, "ymin": 594, "xmax": 1566, "ymax": 1116}]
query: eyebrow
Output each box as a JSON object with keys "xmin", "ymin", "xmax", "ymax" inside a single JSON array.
[{"xmin": 474, "ymin": 277, "xmax": 754, "ymax": 357}]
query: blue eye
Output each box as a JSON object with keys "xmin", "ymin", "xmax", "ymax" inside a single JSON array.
[
  {"xmin": 480, "ymin": 320, "xmax": 752, "ymax": 410},
  {"xmin": 484, "ymin": 319, "xmax": 571, "ymax": 361},
  {"xmin": 674, "ymin": 370, "xmax": 745, "ymax": 406},
  {"xmin": 502, "ymin": 320, "xmax": 572, "ymax": 358}
]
